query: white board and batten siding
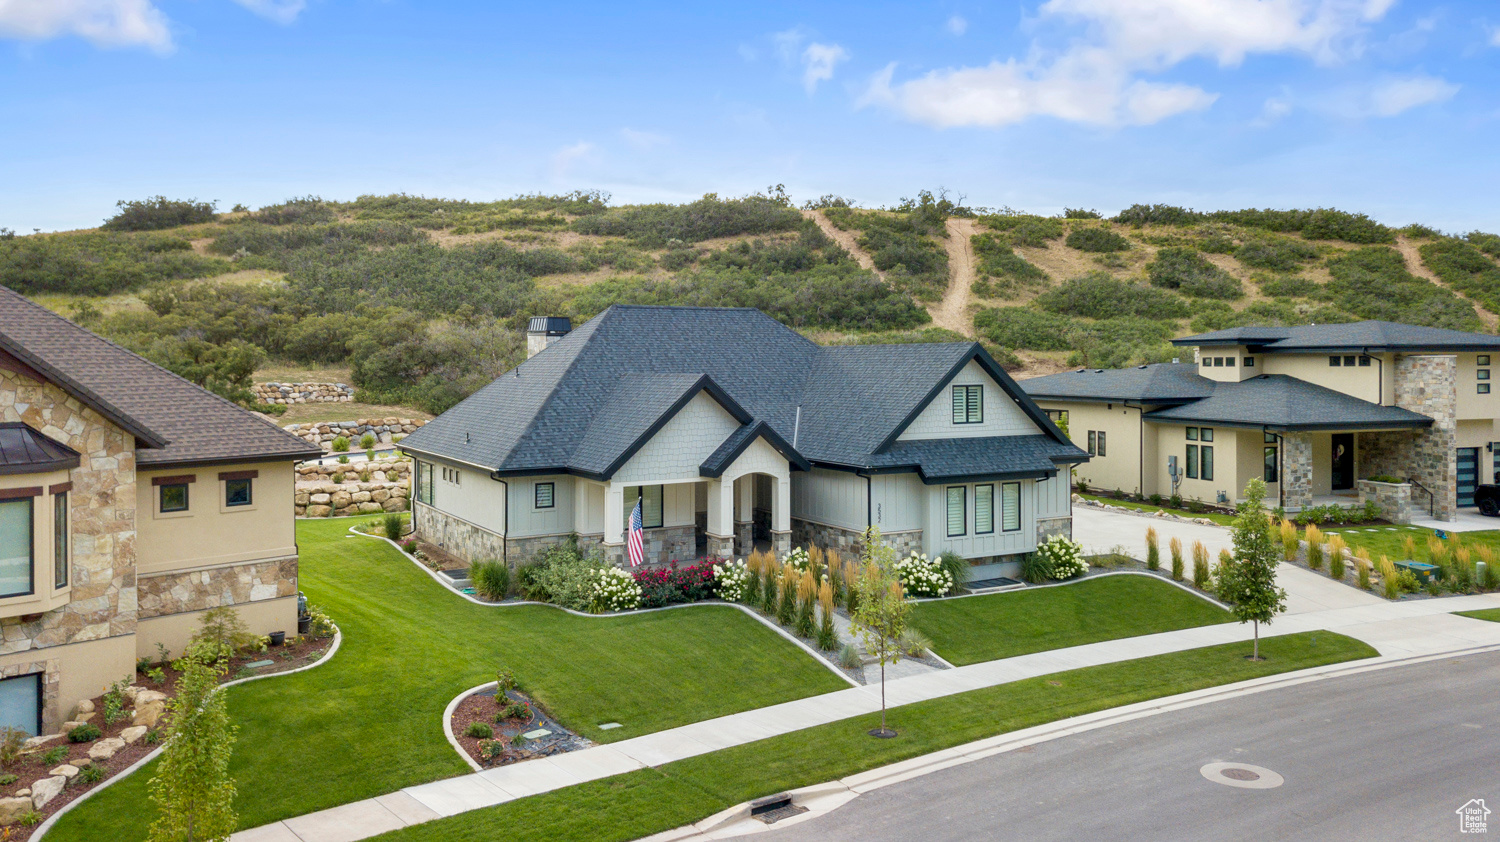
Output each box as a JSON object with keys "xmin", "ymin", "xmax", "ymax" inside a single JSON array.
[
  {"xmin": 428, "ymin": 460, "xmax": 508, "ymax": 535},
  {"xmin": 924, "ymin": 476, "xmax": 1067, "ymax": 558},
  {"xmin": 790, "ymin": 468, "xmax": 924, "ymax": 532},
  {"xmin": 896, "ymin": 360, "xmax": 1040, "ymax": 442},
  {"xmin": 506, "ymin": 475, "xmax": 576, "ymax": 539}
]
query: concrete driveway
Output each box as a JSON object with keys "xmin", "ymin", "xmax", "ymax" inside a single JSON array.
[{"xmin": 1072, "ymin": 506, "xmax": 1386, "ymax": 614}]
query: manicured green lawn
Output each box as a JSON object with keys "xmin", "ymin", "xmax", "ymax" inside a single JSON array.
[
  {"xmin": 912, "ymin": 575, "xmax": 1231, "ymax": 666},
  {"xmin": 1457, "ymin": 608, "xmax": 1500, "ymax": 623},
  {"xmin": 371, "ymin": 631, "xmax": 1377, "ymax": 842},
  {"xmin": 1078, "ymin": 493, "xmax": 1238, "ymax": 526},
  {"xmin": 1325, "ymin": 525, "xmax": 1500, "ymax": 564},
  {"xmin": 47, "ymin": 519, "xmax": 846, "ymax": 841}
]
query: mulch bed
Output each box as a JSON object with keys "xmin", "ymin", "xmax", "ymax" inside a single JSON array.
[
  {"xmin": 450, "ymin": 689, "xmax": 591, "ymax": 768},
  {"xmin": 0, "ymin": 632, "xmax": 334, "ymax": 838}
]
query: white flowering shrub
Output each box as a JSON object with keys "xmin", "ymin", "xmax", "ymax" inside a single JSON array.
[
  {"xmin": 893, "ymin": 552, "xmax": 954, "ymax": 597},
  {"xmin": 783, "ymin": 547, "xmax": 810, "ymax": 572},
  {"xmin": 713, "ymin": 559, "xmax": 750, "ymax": 602},
  {"xmin": 1036, "ymin": 535, "xmax": 1087, "ymax": 580},
  {"xmin": 588, "ymin": 567, "xmax": 642, "ymax": 613}
]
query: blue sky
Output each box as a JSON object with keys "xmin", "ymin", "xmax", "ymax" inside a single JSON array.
[{"xmin": 2, "ymin": 0, "xmax": 1499, "ymax": 233}]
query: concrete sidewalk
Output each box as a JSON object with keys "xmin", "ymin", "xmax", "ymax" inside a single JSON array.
[{"xmin": 231, "ymin": 589, "xmax": 1500, "ymax": 842}]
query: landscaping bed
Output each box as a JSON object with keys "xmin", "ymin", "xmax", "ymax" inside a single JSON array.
[
  {"xmin": 450, "ymin": 688, "xmax": 592, "ymax": 768},
  {"xmin": 1, "ymin": 629, "xmax": 334, "ymax": 836}
]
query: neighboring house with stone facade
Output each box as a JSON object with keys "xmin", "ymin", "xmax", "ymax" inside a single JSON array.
[
  {"xmin": 1021, "ymin": 320, "xmax": 1500, "ymax": 523},
  {"xmin": 0, "ymin": 286, "xmax": 321, "ymax": 736},
  {"xmin": 400, "ymin": 306, "xmax": 1086, "ymax": 582}
]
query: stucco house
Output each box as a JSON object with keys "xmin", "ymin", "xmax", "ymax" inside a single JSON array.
[
  {"xmin": 1020, "ymin": 320, "xmax": 1500, "ymax": 523},
  {"xmin": 400, "ymin": 306, "xmax": 1087, "ymax": 580},
  {"xmin": 0, "ymin": 286, "xmax": 321, "ymax": 735}
]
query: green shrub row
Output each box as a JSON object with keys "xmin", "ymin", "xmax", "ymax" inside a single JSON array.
[
  {"xmin": 1146, "ymin": 247, "xmax": 1242, "ymax": 299},
  {"xmin": 1323, "ymin": 246, "xmax": 1481, "ymax": 330},
  {"xmin": 977, "ymin": 213, "xmax": 1066, "ymax": 248},
  {"xmin": 1064, "ymin": 227, "xmax": 1130, "ymax": 253},
  {"xmin": 973, "ymin": 307, "xmax": 1175, "ymax": 368},
  {"xmin": 1111, "ymin": 203, "xmax": 1394, "ymax": 244},
  {"xmin": 0, "ymin": 230, "xmax": 233, "ymax": 296},
  {"xmin": 573, "ymin": 194, "xmax": 803, "ymax": 247},
  {"xmin": 1419, "ymin": 239, "xmax": 1500, "ymax": 314},
  {"xmin": 824, "ymin": 207, "xmax": 950, "ymax": 301},
  {"xmin": 102, "ymin": 196, "xmax": 218, "ymax": 232},
  {"xmin": 1233, "ymin": 236, "xmax": 1319, "ymax": 271},
  {"xmin": 1034, "ymin": 272, "xmax": 1190, "ymax": 320}
]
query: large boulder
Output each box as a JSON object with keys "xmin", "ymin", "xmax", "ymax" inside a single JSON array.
[
  {"xmin": 74, "ymin": 699, "xmax": 95, "ymax": 715},
  {"xmin": 121, "ymin": 725, "xmax": 148, "ymax": 744},
  {"xmin": 305, "ymin": 505, "xmax": 332, "ymax": 518},
  {"xmin": 356, "ymin": 502, "xmax": 383, "ymax": 514},
  {"xmin": 88, "ymin": 737, "xmax": 126, "ymax": 761},
  {"xmin": 48, "ymin": 764, "xmax": 79, "ymax": 780},
  {"xmin": 133, "ymin": 700, "xmax": 165, "ymax": 728},
  {"xmin": 0, "ymin": 796, "xmax": 32, "ymax": 825},
  {"xmin": 134, "ymin": 689, "xmax": 167, "ymax": 706},
  {"xmin": 31, "ymin": 775, "xmax": 66, "ymax": 809}
]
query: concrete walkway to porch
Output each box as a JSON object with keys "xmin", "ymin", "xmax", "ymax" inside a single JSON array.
[{"xmin": 230, "ymin": 581, "xmax": 1500, "ymax": 842}]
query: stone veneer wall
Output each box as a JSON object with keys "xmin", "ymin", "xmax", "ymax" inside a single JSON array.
[
  {"xmin": 791, "ymin": 519, "xmax": 923, "ymax": 558},
  {"xmin": 0, "ymin": 371, "xmax": 137, "ymax": 650},
  {"xmin": 1355, "ymin": 479, "xmax": 1415, "ymax": 524},
  {"xmin": 1281, "ymin": 433, "xmax": 1314, "ymax": 510},
  {"xmin": 252, "ymin": 382, "xmax": 355, "ymax": 405},
  {"xmin": 137, "ymin": 558, "xmax": 298, "ymax": 619},
  {"xmin": 1036, "ymin": 516, "xmax": 1072, "ymax": 544},
  {"xmin": 284, "ymin": 417, "xmax": 426, "ymax": 450},
  {"xmin": 1392, "ymin": 355, "xmax": 1458, "ymax": 521}
]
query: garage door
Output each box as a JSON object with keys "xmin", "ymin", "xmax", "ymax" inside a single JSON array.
[{"xmin": 1457, "ymin": 447, "xmax": 1479, "ymax": 508}]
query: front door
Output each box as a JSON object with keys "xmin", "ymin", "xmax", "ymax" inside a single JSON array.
[
  {"xmin": 1331, "ymin": 433, "xmax": 1354, "ymax": 491},
  {"xmin": 1457, "ymin": 447, "xmax": 1480, "ymax": 508}
]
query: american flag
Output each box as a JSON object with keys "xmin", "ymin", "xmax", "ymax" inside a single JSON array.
[{"xmin": 627, "ymin": 497, "xmax": 645, "ymax": 567}]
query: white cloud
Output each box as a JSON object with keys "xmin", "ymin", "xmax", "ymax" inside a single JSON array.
[
  {"xmin": 1491, "ymin": 26, "xmax": 1500, "ymax": 47},
  {"xmin": 0, "ymin": 0, "xmax": 172, "ymax": 52},
  {"xmin": 619, "ymin": 128, "xmax": 669, "ymax": 150},
  {"xmin": 801, "ymin": 42, "xmax": 848, "ymax": 93},
  {"xmin": 1366, "ymin": 74, "xmax": 1458, "ymax": 117},
  {"xmin": 230, "ymin": 0, "xmax": 306, "ymax": 25},
  {"xmin": 946, "ymin": 15, "xmax": 968, "ymax": 36},
  {"xmin": 551, "ymin": 141, "xmax": 596, "ymax": 178},
  {"xmin": 1256, "ymin": 96, "xmax": 1294, "ymax": 124},
  {"xmin": 773, "ymin": 26, "xmax": 806, "ymax": 63},
  {"xmin": 866, "ymin": 0, "xmax": 1397, "ymax": 128}
]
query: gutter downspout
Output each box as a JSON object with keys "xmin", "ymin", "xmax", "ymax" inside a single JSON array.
[
  {"xmin": 1267, "ymin": 428, "xmax": 1284, "ymax": 511},
  {"xmin": 1125, "ymin": 401, "xmax": 1145, "ymax": 498},
  {"xmin": 489, "ymin": 472, "xmax": 509, "ymax": 563}
]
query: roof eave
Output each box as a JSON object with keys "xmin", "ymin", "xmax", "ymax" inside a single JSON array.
[{"xmin": 0, "ymin": 334, "xmax": 169, "ymax": 449}]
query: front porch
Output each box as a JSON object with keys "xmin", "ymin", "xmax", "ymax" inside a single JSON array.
[
  {"xmin": 601, "ymin": 470, "xmax": 791, "ymax": 566},
  {"xmin": 1276, "ymin": 428, "xmax": 1457, "ymax": 523}
]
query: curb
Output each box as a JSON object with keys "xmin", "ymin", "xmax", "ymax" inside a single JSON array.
[
  {"xmin": 33, "ymin": 627, "xmax": 343, "ymax": 841},
  {"xmin": 347, "ymin": 526, "xmax": 859, "ymax": 687}
]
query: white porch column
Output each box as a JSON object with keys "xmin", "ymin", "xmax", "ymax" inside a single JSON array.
[
  {"xmin": 771, "ymin": 475, "xmax": 791, "ymax": 556},
  {"xmin": 603, "ymin": 482, "xmax": 625, "ymax": 565},
  {"xmin": 705, "ymin": 477, "xmax": 735, "ymax": 558}
]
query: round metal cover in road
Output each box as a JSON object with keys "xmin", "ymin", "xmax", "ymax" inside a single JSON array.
[{"xmin": 1200, "ymin": 762, "xmax": 1285, "ymax": 789}]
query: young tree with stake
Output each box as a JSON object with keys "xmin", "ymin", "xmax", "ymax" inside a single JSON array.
[
  {"xmin": 148, "ymin": 653, "xmax": 238, "ymax": 842},
  {"xmin": 1218, "ymin": 479, "xmax": 1288, "ymax": 660},
  {"xmin": 850, "ymin": 526, "xmax": 910, "ymax": 738}
]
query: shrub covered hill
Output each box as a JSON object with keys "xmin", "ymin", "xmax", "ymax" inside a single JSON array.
[{"xmin": 3, "ymin": 191, "xmax": 1500, "ymax": 416}]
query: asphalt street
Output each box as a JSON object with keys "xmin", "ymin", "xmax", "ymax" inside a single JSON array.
[{"xmin": 767, "ymin": 650, "xmax": 1500, "ymax": 842}]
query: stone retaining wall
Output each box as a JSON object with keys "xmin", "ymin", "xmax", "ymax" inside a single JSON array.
[
  {"xmin": 253, "ymin": 382, "xmax": 355, "ymax": 405},
  {"xmin": 295, "ymin": 480, "xmax": 409, "ymax": 517},
  {"xmin": 283, "ymin": 417, "xmax": 427, "ymax": 450},
  {"xmin": 1356, "ymin": 478, "xmax": 1415, "ymax": 524},
  {"xmin": 296, "ymin": 459, "xmax": 410, "ymax": 484}
]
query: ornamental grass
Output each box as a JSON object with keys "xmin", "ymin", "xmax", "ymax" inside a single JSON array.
[
  {"xmin": 777, "ymin": 564, "xmax": 798, "ymax": 626},
  {"xmin": 1378, "ymin": 555, "xmax": 1400, "ymax": 600},
  {"xmin": 1304, "ymin": 524, "xmax": 1324, "ymax": 570},
  {"xmin": 1170, "ymin": 537, "xmax": 1185, "ymax": 582},
  {"xmin": 1145, "ymin": 527, "xmax": 1161, "ymax": 571},
  {"xmin": 795, "ymin": 569, "xmax": 817, "ymax": 638},
  {"xmin": 1193, "ymin": 549, "xmax": 1215, "ymax": 589},
  {"xmin": 816, "ymin": 580, "xmax": 838, "ymax": 651},
  {"xmin": 1279, "ymin": 519, "xmax": 1299, "ymax": 561},
  {"xmin": 1188, "ymin": 541, "xmax": 1208, "ymax": 584}
]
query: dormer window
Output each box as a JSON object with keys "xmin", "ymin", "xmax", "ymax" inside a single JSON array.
[{"xmin": 952, "ymin": 385, "xmax": 983, "ymax": 424}]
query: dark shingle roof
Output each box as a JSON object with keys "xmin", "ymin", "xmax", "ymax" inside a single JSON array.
[
  {"xmin": 1142, "ymin": 375, "xmax": 1432, "ymax": 431},
  {"xmin": 0, "ymin": 423, "xmax": 80, "ymax": 476},
  {"xmin": 1018, "ymin": 363, "xmax": 1215, "ymax": 404},
  {"xmin": 1174, "ymin": 320, "xmax": 1500, "ymax": 352},
  {"xmin": 399, "ymin": 305, "xmax": 1083, "ymax": 478},
  {"xmin": 866, "ymin": 435, "xmax": 1079, "ymax": 483},
  {"xmin": 0, "ymin": 286, "xmax": 322, "ymax": 468}
]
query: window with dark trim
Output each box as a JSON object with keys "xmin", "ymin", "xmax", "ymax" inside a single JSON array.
[
  {"xmin": 1329, "ymin": 356, "xmax": 1341, "ymax": 366},
  {"xmin": 1201, "ymin": 358, "xmax": 1210, "ymax": 367},
  {"xmin": 1087, "ymin": 431, "xmax": 1096, "ymax": 456},
  {"xmin": 1226, "ymin": 357, "xmax": 1236, "ymax": 367},
  {"xmin": 1202, "ymin": 445, "xmax": 1215, "ymax": 481},
  {"xmin": 1264, "ymin": 447, "xmax": 1278, "ymax": 484},
  {"xmin": 535, "ymin": 482, "xmax": 555, "ymax": 509},
  {"xmin": 1358, "ymin": 356, "xmax": 1372, "ymax": 366},
  {"xmin": 951, "ymin": 385, "xmax": 983, "ymax": 424},
  {"xmin": 946, "ymin": 487, "xmax": 966, "ymax": 537},
  {"xmin": 415, "ymin": 461, "xmax": 433, "ymax": 504},
  {"xmin": 975, "ymin": 485, "xmax": 994, "ymax": 534},
  {"xmin": 159, "ymin": 483, "xmax": 189, "ymax": 513},
  {"xmin": 1479, "ymin": 369, "xmax": 1490, "ymax": 381},
  {"xmin": 1001, "ymin": 482, "xmax": 1021, "ymax": 532},
  {"xmin": 1481, "ymin": 355, "xmax": 1492, "ymax": 366},
  {"xmin": 626, "ymin": 485, "xmax": 664, "ymax": 528},
  {"xmin": 1244, "ymin": 357, "xmax": 1255, "ymax": 367},
  {"xmin": 0, "ymin": 498, "xmax": 34, "ymax": 599},
  {"xmin": 225, "ymin": 478, "xmax": 252, "ymax": 507},
  {"xmin": 1200, "ymin": 427, "xmax": 1214, "ymax": 442},
  {"xmin": 1481, "ymin": 384, "xmax": 1492, "ymax": 395},
  {"xmin": 1096, "ymin": 431, "xmax": 1106, "ymax": 457},
  {"xmin": 1185, "ymin": 427, "xmax": 1199, "ymax": 441},
  {"xmin": 1343, "ymin": 355, "xmax": 1357, "ymax": 367},
  {"xmin": 53, "ymin": 493, "xmax": 67, "ymax": 590},
  {"xmin": 1186, "ymin": 444, "xmax": 1199, "ymax": 479}
]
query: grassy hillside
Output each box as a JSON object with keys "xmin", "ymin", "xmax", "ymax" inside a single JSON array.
[{"xmin": 3, "ymin": 192, "xmax": 1498, "ymax": 416}]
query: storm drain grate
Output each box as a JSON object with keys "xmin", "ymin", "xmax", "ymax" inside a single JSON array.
[{"xmin": 754, "ymin": 804, "xmax": 809, "ymax": 824}]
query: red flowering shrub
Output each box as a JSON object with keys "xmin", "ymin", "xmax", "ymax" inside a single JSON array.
[{"xmin": 633, "ymin": 560, "xmax": 722, "ymax": 608}]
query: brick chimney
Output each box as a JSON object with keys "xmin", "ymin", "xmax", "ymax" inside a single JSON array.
[{"xmin": 526, "ymin": 317, "xmax": 571, "ymax": 358}]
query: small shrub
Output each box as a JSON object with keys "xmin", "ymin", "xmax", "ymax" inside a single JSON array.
[
  {"xmin": 78, "ymin": 763, "xmax": 105, "ymax": 784},
  {"xmin": 1065, "ymin": 227, "xmax": 1130, "ymax": 253},
  {"xmin": 306, "ymin": 603, "xmax": 337, "ymax": 638},
  {"xmin": 190, "ymin": 605, "xmax": 261, "ymax": 662},
  {"xmin": 0, "ymin": 728, "xmax": 24, "ymax": 767},
  {"xmin": 382, "ymin": 512, "xmax": 405, "ymax": 541},
  {"xmin": 366, "ymin": 448, "xmax": 376, "ymax": 462},
  {"xmin": 41, "ymin": 746, "xmax": 67, "ymax": 766},
  {"xmin": 897, "ymin": 629, "xmax": 934, "ymax": 657},
  {"xmin": 360, "ymin": 469, "xmax": 372, "ymax": 483},
  {"xmin": 360, "ymin": 433, "xmax": 376, "ymax": 449},
  {"xmin": 496, "ymin": 702, "xmax": 530, "ymax": 721},
  {"xmin": 465, "ymin": 722, "xmax": 494, "ymax": 739},
  {"xmin": 470, "ymin": 559, "xmax": 511, "ymax": 600},
  {"xmin": 144, "ymin": 729, "xmax": 162, "ymax": 745},
  {"xmin": 18, "ymin": 811, "xmax": 41, "ymax": 827},
  {"xmin": 0, "ymin": 774, "xmax": 15, "ymax": 786},
  {"xmin": 1035, "ymin": 535, "xmax": 1087, "ymax": 579},
  {"xmin": 331, "ymin": 471, "xmax": 345, "ymax": 484},
  {"xmin": 331, "ymin": 436, "xmax": 350, "ymax": 452},
  {"xmin": 103, "ymin": 679, "xmax": 128, "ymax": 725},
  {"xmin": 68, "ymin": 723, "xmax": 102, "ymax": 743},
  {"xmin": 837, "ymin": 643, "xmax": 863, "ymax": 670},
  {"xmin": 1145, "ymin": 527, "xmax": 1160, "ymax": 571},
  {"xmin": 495, "ymin": 668, "xmax": 518, "ymax": 693},
  {"xmin": 478, "ymin": 738, "xmax": 506, "ymax": 761}
]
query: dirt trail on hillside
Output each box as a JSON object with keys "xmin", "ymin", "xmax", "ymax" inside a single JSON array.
[
  {"xmin": 803, "ymin": 210, "xmax": 880, "ymax": 276},
  {"xmin": 1395, "ymin": 235, "xmax": 1499, "ymax": 331},
  {"xmin": 930, "ymin": 217, "xmax": 979, "ymax": 337}
]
